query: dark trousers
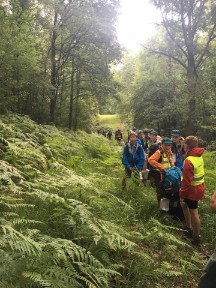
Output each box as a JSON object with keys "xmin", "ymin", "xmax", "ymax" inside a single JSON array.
[
  {"xmin": 148, "ymin": 170, "xmax": 163, "ymax": 202},
  {"xmin": 198, "ymin": 248, "xmax": 216, "ymax": 288}
]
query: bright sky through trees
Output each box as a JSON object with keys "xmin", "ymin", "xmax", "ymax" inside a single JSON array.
[{"xmin": 116, "ymin": 0, "xmax": 161, "ymax": 53}]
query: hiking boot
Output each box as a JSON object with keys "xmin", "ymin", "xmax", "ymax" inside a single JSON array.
[
  {"xmin": 191, "ymin": 236, "xmax": 201, "ymax": 246},
  {"xmin": 121, "ymin": 178, "xmax": 126, "ymax": 189},
  {"xmin": 183, "ymin": 226, "xmax": 193, "ymax": 238}
]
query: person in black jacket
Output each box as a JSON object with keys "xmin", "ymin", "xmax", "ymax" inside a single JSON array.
[{"xmin": 198, "ymin": 191, "xmax": 216, "ymax": 288}]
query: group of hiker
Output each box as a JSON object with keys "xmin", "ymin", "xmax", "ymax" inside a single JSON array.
[
  {"xmin": 121, "ymin": 127, "xmax": 216, "ymax": 287},
  {"xmin": 98, "ymin": 128, "xmax": 124, "ymax": 143},
  {"xmin": 122, "ymin": 128, "xmax": 205, "ymax": 247}
]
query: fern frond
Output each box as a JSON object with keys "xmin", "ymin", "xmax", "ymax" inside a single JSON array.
[
  {"xmin": 11, "ymin": 218, "xmax": 43, "ymax": 226},
  {"xmin": 154, "ymin": 261, "xmax": 183, "ymax": 277},
  {"xmin": 22, "ymin": 272, "xmax": 53, "ymax": 288},
  {"xmin": 1, "ymin": 225, "xmax": 42, "ymax": 255}
]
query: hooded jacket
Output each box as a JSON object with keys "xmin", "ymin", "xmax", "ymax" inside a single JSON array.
[
  {"xmin": 180, "ymin": 148, "xmax": 205, "ymax": 201},
  {"xmin": 122, "ymin": 142, "xmax": 145, "ymax": 170}
]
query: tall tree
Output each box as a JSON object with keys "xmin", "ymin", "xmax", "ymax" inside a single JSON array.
[{"xmin": 149, "ymin": 0, "xmax": 216, "ymax": 133}]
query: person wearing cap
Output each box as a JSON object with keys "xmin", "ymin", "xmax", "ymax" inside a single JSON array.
[
  {"xmin": 142, "ymin": 128, "xmax": 150, "ymax": 151},
  {"xmin": 115, "ymin": 129, "xmax": 123, "ymax": 143},
  {"xmin": 146, "ymin": 130, "xmax": 161, "ymax": 186},
  {"xmin": 122, "ymin": 131, "xmax": 145, "ymax": 188},
  {"xmin": 179, "ymin": 136, "xmax": 205, "ymax": 246},
  {"xmin": 171, "ymin": 129, "xmax": 185, "ymax": 170},
  {"xmin": 137, "ymin": 130, "xmax": 145, "ymax": 149},
  {"xmin": 148, "ymin": 137, "xmax": 174, "ymax": 202},
  {"xmin": 147, "ymin": 130, "xmax": 161, "ymax": 157}
]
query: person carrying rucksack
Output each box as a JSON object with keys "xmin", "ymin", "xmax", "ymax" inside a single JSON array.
[
  {"xmin": 171, "ymin": 129, "xmax": 185, "ymax": 170},
  {"xmin": 180, "ymin": 136, "xmax": 205, "ymax": 246},
  {"xmin": 146, "ymin": 129, "xmax": 161, "ymax": 157},
  {"xmin": 122, "ymin": 131, "xmax": 145, "ymax": 189},
  {"xmin": 115, "ymin": 129, "xmax": 123, "ymax": 142},
  {"xmin": 162, "ymin": 166, "xmax": 184, "ymax": 220},
  {"xmin": 148, "ymin": 137, "xmax": 174, "ymax": 202},
  {"xmin": 107, "ymin": 130, "xmax": 112, "ymax": 140}
]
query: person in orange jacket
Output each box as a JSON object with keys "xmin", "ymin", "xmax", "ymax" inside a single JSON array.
[{"xmin": 148, "ymin": 137, "xmax": 174, "ymax": 202}]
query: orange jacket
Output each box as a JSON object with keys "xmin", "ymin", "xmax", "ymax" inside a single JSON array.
[{"xmin": 148, "ymin": 149, "xmax": 173, "ymax": 170}]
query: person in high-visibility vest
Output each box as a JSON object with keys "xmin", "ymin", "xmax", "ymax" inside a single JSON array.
[
  {"xmin": 180, "ymin": 136, "xmax": 205, "ymax": 246},
  {"xmin": 148, "ymin": 137, "xmax": 174, "ymax": 202}
]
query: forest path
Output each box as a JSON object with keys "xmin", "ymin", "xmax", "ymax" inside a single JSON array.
[{"xmin": 98, "ymin": 114, "xmax": 128, "ymax": 140}]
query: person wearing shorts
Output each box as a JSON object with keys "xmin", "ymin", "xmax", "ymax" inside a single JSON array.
[{"xmin": 180, "ymin": 136, "xmax": 205, "ymax": 246}]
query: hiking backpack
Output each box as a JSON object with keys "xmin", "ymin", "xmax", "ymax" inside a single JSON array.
[{"xmin": 163, "ymin": 166, "xmax": 182, "ymax": 200}]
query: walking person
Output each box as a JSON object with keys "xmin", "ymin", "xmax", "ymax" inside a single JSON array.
[
  {"xmin": 148, "ymin": 137, "xmax": 174, "ymax": 202},
  {"xmin": 122, "ymin": 131, "xmax": 145, "ymax": 189},
  {"xmin": 179, "ymin": 136, "xmax": 205, "ymax": 246}
]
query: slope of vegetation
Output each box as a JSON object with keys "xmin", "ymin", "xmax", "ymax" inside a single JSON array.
[{"xmin": 0, "ymin": 114, "xmax": 215, "ymax": 288}]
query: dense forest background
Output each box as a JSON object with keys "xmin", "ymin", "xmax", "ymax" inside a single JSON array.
[{"xmin": 1, "ymin": 0, "xmax": 216, "ymax": 141}]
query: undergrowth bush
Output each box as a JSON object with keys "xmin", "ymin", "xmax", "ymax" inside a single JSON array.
[{"xmin": 0, "ymin": 114, "xmax": 214, "ymax": 288}]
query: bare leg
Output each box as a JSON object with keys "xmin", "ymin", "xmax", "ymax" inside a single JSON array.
[
  {"xmin": 180, "ymin": 201, "xmax": 192, "ymax": 228},
  {"xmin": 190, "ymin": 208, "xmax": 200, "ymax": 237}
]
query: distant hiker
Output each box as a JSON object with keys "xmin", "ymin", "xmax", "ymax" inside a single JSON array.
[
  {"xmin": 171, "ymin": 129, "xmax": 185, "ymax": 170},
  {"xmin": 98, "ymin": 128, "xmax": 105, "ymax": 136},
  {"xmin": 147, "ymin": 129, "xmax": 161, "ymax": 158},
  {"xmin": 143, "ymin": 128, "xmax": 150, "ymax": 152},
  {"xmin": 98, "ymin": 128, "xmax": 102, "ymax": 135},
  {"xmin": 180, "ymin": 136, "xmax": 205, "ymax": 246},
  {"xmin": 122, "ymin": 131, "xmax": 145, "ymax": 189},
  {"xmin": 198, "ymin": 191, "xmax": 216, "ymax": 288},
  {"xmin": 107, "ymin": 130, "xmax": 112, "ymax": 140},
  {"xmin": 148, "ymin": 137, "xmax": 174, "ymax": 202},
  {"xmin": 115, "ymin": 129, "xmax": 123, "ymax": 143},
  {"xmin": 137, "ymin": 130, "xmax": 145, "ymax": 149},
  {"xmin": 146, "ymin": 130, "xmax": 161, "ymax": 186}
]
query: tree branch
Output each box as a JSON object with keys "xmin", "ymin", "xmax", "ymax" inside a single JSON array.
[
  {"xmin": 196, "ymin": 22, "xmax": 216, "ymax": 69},
  {"xmin": 160, "ymin": 12, "xmax": 188, "ymax": 58},
  {"xmin": 141, "ymin": 45, "xmax": 187, "ymax": 70}
]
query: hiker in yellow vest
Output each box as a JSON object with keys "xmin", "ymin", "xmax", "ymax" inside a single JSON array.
[
  {"xmin": 148, "ymin": 137, "xmax": 174, "ymax": 202},
  {"xmin": 180, "ymin": 136, "xmax": 205, "ymax": 246}
]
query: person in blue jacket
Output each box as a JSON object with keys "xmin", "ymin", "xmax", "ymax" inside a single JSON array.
[{"xmin": 122, "ymin": 131, "xmax": 145, "ymax": 188}]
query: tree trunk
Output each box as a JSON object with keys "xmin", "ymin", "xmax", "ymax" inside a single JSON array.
[
  {"xmin": 69, "ymin": 59, "xmax": 75, "ymax": 130},
  {"xmin": 74, "ymin": 69, "xmax": 81, "ymax": 131},
  {"xmin": 185, "ymin": 56, "xmax": 197, "ymax": 135},
  {"xmin": 50, "ymin": 9, "xmax": 58, "ymax": 124}
]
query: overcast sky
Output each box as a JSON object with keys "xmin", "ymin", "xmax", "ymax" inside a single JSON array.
[{"xmin": 116, "ymin": 0, "xmax": 161, "ymax": 53}]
